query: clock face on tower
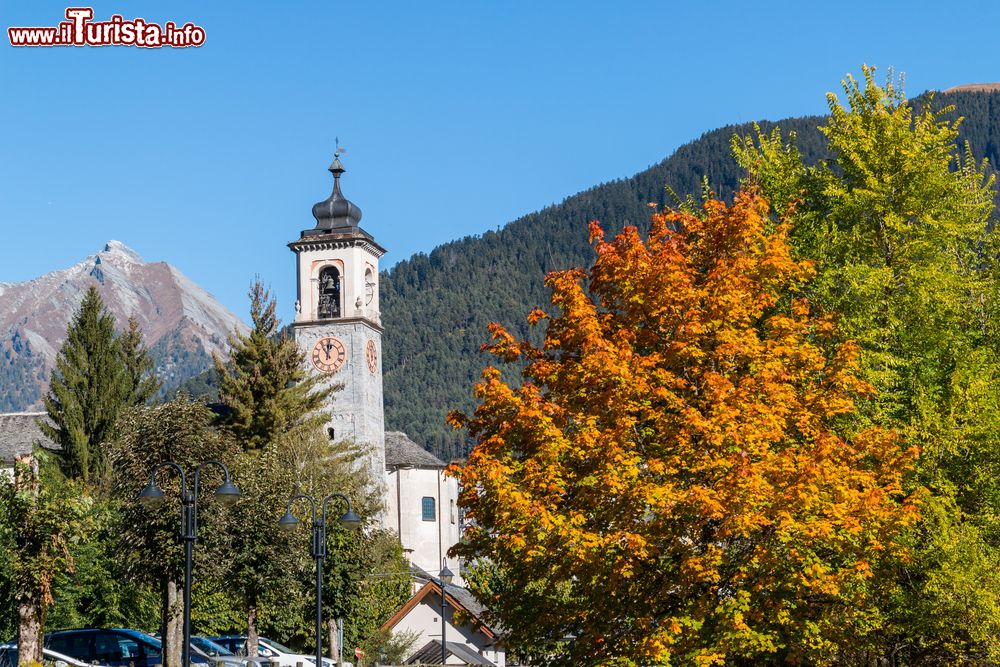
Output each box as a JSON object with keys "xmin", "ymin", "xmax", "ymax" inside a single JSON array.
[
  {"xmin": 366, "ymin": 339, "xmax": 378, "ymax": 374},
  {"xmin": 311, "ymin": 336, "xmax": 347, "ymax": 374}
]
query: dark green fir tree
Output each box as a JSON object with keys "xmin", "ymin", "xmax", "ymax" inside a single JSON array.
[
  {"xmin": 213, "ymin": 280, "xmax": 331, "ymax": 450},
  {"xmin": 41, "ymin": 286, "xmax": 157, "ymax": 483},
  {"xmin": 120, "ymin": 317, "xmax": 162, "ymax": 406}
]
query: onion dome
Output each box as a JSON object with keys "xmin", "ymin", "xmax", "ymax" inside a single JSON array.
[{"xmin": 308, "ymin": 154, "xmax": 363, "ymax": 233}]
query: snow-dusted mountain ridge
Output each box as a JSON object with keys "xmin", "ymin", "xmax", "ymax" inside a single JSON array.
[{"xmin": 0, "ymin": 241, "xmax": 247, "ymax": 410}]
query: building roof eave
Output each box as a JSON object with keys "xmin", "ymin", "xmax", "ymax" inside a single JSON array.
[{"xmin": 380, "ymin": 580, "xmax": 499, "ymax": 641}]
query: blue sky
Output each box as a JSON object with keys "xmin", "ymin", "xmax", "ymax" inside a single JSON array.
[{"xmin": 3, "ymin": 1, "xmax": 999, "ymax": 321}]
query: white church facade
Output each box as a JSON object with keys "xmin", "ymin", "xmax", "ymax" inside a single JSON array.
[
  {"xmin": 287, "ymin": 152, "xmax": 463, "ymax": 584},
  {"xmin": 384, "ymin": 431, "xmax": 462, "ymax": 579}
]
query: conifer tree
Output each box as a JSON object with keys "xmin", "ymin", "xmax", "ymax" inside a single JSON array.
[
  {"xmin": 120, "ymin": 317, "xmax": 162, "ymax": 406},
  {"xmin": 214, "ymin": 280, "xmax": 330, "ymax": 450},
  {"xmin": 41, "ymin": 286, "xmax": 156, "ymax": 483}
]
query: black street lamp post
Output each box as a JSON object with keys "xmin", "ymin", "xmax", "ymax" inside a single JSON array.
[
  {"xmin": 137, "ymin": 460, "xmax": 241, "ymax": 667},
  {"xmin": 436, "ymin": 563, "xmax": 455, "ymax": 665},
  {"xmin": 279, "ymin": 493, "xmax": 362, "ymax": 667}
]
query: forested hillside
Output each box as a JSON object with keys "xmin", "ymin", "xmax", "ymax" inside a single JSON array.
[
  {"xmin": 382, "ymin": 89, "xmax": 1000, "ymax": 460},
  {"xmin": 0, "ymin": 333, "xmax": 45, "ymax": 411}
]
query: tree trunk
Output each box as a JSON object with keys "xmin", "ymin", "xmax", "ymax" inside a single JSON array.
[
  {"xmin": 161, "ymin": 578, "xmax": 183, "ymax": 667},
  {"xmin": 14, "ymin": 454, "xmax": 43, "ymax": 667},
  {"xmin": 247, "ymin": 605, "xmax": 259, "ymax": 657},
  {"xmin": 328, "ymin": 619, "xmax": 339, "ymax": 663},
  {"xmin": 169, "ymin": 583, "xmax": 183, "ymax": 667},
  {"xmin": 16, "ymin": 593, "xmax": 43, "ymax": 667},
  {"xmin": 159, "ymin": 579, "xmax": 168, "ymax": 658}
]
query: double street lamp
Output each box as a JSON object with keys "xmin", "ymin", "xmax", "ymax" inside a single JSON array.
[
  {"xmin": 138, "ymin": 460, "xmax": 241, "ymax": 667},
  {"xmin": 279, "ymin": 492, "xmax": 362, "ymax": 667}
]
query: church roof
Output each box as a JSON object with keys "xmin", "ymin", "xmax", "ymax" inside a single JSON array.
[
  {"xmin": 0, "ymin": 412, "xmax": 59, "ymax": 465},
  {"xmin": 384, "ymin": 431, "xmax": 447, "ymax": 469},
  {"xmin": 406, "ymin": 640, "xmax": 494, "ymax": 666},
  {"xmin": 304, "ymin": 153, "xmax": 366, "ymax": 237}
]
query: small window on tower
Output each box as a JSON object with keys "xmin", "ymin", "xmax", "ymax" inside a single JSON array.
[
  {"xmin": 317, "ymin": 266, "xmax": 341, "ymax": 319},
  {"xmin": 327, "ymin": 427, "xmax": 335, "ymax": 441},
  {"xmin": 422, "ymin": 496, "xmax": 436, "ymax": 522}
]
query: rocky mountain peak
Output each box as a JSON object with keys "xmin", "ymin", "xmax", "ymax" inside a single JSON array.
[
  {"xmin": 0, "ymin": 242, "xmax": 247, "ymax": 411},
  {"xmin": 99, "ymin": 240, "xmax": 144, "ymax": 264}
]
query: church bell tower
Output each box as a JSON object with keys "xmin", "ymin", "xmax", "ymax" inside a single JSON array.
[{"xmin": 289, "ymin": 151, "xmax": 387, "ymax": 485}]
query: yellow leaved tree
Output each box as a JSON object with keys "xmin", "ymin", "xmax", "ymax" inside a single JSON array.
[{"xmin": 449, "ymin": 190, "xmax": 919, "ymax": 665}]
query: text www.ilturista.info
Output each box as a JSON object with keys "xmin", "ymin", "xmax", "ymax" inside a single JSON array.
[{"xmin": 8, "ymin": 8, "xmax": 205, "ymax": 48}]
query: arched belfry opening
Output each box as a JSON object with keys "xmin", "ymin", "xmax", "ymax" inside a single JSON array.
[
  {"xmin": 365, "ymin": 267, "xmax": 376, "ymax": 306},
  {"xmin": 318, "ymin": 266, "xmax": 341, "ymax": 319}
]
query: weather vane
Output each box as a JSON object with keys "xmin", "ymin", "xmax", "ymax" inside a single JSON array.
[{"xmin": 335, "ymin": 136, "xmax": 346, "ymax": 159}]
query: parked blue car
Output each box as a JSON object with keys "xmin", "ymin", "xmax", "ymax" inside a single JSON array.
[
  {"xmin": 45, "ymin": 629, "xmax": 167, "ymax": 667},
  {"xmin": 45, "ymin": 630, "xmax": 252, "ymax": 667}
]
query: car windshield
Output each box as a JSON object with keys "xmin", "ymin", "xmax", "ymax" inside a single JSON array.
[
  {"xmin": 259, "ymin": 639, "xmax": 295, "ymax": 655},
  {"xmin": 115, "ymin": 630, "xmax": 163, "ymax": 650},
  {"xmin": 192, "ymin": 638, "xmax": 233, "ymax": 656}
]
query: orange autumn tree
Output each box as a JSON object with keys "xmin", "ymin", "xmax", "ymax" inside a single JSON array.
[{"xmin": 449, "ymin": 190, "xmax": 920, "ymax": 666}]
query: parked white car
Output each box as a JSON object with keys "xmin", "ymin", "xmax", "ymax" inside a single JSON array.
[
  {"xmin": 207, "ymin": 637, "xmax": 336, "ymax": 667},
  {"xmin": 0, "ymin": 644, "xmax": 93, "ymax": 667}
]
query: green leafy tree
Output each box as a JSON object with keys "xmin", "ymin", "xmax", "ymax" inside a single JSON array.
[
  {"xmin": 461, "ymin": 558, "xmax": 569, "ymax": 664},
  {"xmin": 358, "ymin": 628, "xmax": 420, "ymax": 666},
  {"xmin": 0, "ymin": 453, "xmax": 92, "ymax": 667},
  {"xmin": 734, "ymin": 66, "xmax": 1000, "ymax": 663},
  {"xmin": 323, "ymin": 528, "xmax": 411, "ymax": 660},
  {"xmin": 42, "ymin": 287, "xmax": 158, "ymax": 484},
  {"xmin": 47, "ymin": 496, "xmax": 160, "ymax": 633},
  {"xmin": 224, "ymin": 423, "xmax": 388, "ymax": 655},
  {"xmin": 222, "ymin": 437, "xmax": 309, "ymax": 654},
  {"xmin": 109, "ymin": 396, "xmax": 239, "ymax": 667},
  {"xmin": 189, "ymin": 579, "xmax": 246, "ymax": 638},
  {"xmin": 282, "ymin": 428, "xmax": 389, "ymax": 656},
  {"xmin": 0, "ymin": 533, "xmax": 14, "ymax": 642}
]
